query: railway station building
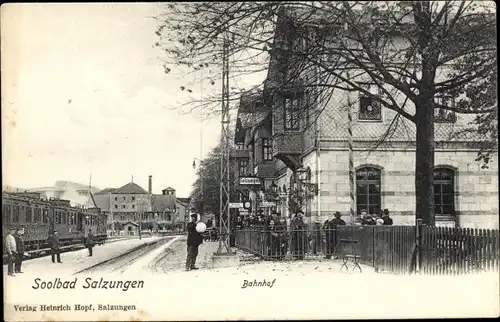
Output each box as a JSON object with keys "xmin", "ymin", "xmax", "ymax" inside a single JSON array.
[{"xmin": 230, "ymin": 10, "xmax": 498, "ymax": 229}]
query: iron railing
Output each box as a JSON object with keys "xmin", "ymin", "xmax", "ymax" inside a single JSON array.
[{"xmin": 234, "ymin": 225, "xmax": 500, "ymax": 275}]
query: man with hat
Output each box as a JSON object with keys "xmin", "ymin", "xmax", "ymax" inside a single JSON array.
[
  {"xmin": 86, "ymin": 229, "xmax": 95, "ymax": 257},
  {"xmin": 5, "ymin": 227, "xmax": 17, "ymax": 276},
  {"xmin": 185, "ymin": 213, "xmax": 203, "ymax": 271},
  {"xmin": 325, "ymin": 212, "xmax": 346, "ymax": 259},
  {"xmin": 47, "ymin": 230, "xmax": 62, "ymax": 263},
  {"xmin": 14, "ymin": 227, "xmax": 25, "ymax": 273},
  {"xmin": 381, "ymin": 209, "xmax": 393, "ymax": 226},
  {"xmin": 290, "ymin": 211, "xmax": 307, "ymax": 260}
]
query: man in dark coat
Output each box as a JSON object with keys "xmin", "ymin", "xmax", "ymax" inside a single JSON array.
[
  {"xmin": 186, "ymin": 213, "xmax": 203, "ymax": 271},
  {"xmin": 290, "ymin": 211, "xmax": 307, "ymax": 260},
  {"xmin": 382, "ymin": 209, "xmax": 394, "ymax": 225},
  {"xmin": 86, "ymin": 229, "xmax": 94, "ymax": 257},
  {"xmin": 324, "ymin": 212, "xmax": 346, "ymax": 259},
  {"xmin": 47, "ymin": 230, "xmax": 62, "ymax": 263},
  {"xmin": 14, "ymin": 228, "xmax": 25, "ymax": 273}
]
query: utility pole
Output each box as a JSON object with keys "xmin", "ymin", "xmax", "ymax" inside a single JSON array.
[
  {"xmin": 346, "ymin": 73, "xmax": 355, "ymax": 225},
  {"xmin": 217, "ymin": 30, "xmax": 231, "ymax": 254}
]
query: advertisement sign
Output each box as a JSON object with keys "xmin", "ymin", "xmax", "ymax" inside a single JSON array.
[
  {"xmin": 239, "ymin": 177, "xmax": 261, "ymax": 185},
  {"xmin": 435, "ymin": 220, "xmax": 456, "ymax": 228}
]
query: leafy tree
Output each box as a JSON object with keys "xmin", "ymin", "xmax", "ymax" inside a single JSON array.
[
  {"xmin": 156, "ymin": 1, "xmax": 497, "ymax": 226},
  {"xmin": 190, "ymin": 134, "xmax": 239, "ymax": 222},
  {"xmin": 452, "ymin": 51, "xmax": 498, "ymax": 168}
]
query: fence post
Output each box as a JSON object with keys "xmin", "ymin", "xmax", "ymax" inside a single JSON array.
[{"xmin": 416, "ymin": 219, "xmax": 423, "ymax": 274}]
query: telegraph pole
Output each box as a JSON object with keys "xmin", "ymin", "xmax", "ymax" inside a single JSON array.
[
  {"xmin": 217, "ymin": 30, "xmax": 232, "ymax": 254},
  {"xmin": 346, "ymin": 73, "xmax": 355, "ymax": 225}
]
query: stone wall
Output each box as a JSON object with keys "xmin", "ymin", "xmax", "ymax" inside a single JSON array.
[{"xmin": 300, "ymin": 147, "xmax": 498, "ymax": 229}]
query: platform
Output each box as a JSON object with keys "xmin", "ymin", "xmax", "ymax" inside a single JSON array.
[{"xmin": 211, "ymin": 252, "xmax": 240, "ymax": 269}]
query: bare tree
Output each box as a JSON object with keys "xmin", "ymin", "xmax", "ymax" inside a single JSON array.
[{"xmin": 155, "ymin": 1, "xmax": 497, "ymax": 225}]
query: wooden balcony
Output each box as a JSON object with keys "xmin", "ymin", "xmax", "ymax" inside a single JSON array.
[
  {"xmin": 272, "ymin": 132, "xmax": 303, "ymax": 171},
  {"xmin": 230, "ymin": 147, "xmax": 250, "ymax": 159},
  {"xmin": 254, "ymin": 161, "xmax": 277, "ymax": 179}
]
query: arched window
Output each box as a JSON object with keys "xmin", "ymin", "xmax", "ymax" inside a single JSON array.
[
  {"xmin": 356, "ymin": 166, "xmax": 382, "ymax": 215},
  {"xmin": 434, "ymin": 167, "xmax": 455, "ymax": 216}
]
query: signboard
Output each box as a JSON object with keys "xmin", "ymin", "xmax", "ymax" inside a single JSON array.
[
  {"xmin": 261, "ymin": 201, "xmax": 276, "ymax": 207},
  {"xmin": 435, "ymin": 220, "xmax": 456, "ymax": 228},
  {"xmin": 239, "ymin": 177, "xmax": 262, "ymax": 185},
  {"xmin": 229, "ymin": 203, "xmax": 243, "ymax": 209}
]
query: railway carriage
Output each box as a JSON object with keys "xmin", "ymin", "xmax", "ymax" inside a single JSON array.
[{"xmin": 2, "ymin": 191, "xmax": 107, "ymax": 257}]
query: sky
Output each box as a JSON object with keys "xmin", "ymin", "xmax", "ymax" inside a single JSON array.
[{"xmin": 1, "ymin": 3, "xmax": 264, "ymax": 197}]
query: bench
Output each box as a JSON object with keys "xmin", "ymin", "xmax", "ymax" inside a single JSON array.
[{"xmin": 333, "ymin": 239, "xmax": 362, "ymax": 273}]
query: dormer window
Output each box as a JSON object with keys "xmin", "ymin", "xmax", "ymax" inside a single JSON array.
[
  {"xmin": 434, "ymin": 95, "xmax": 456, "ymax": 123},
  {"xmin": 358, "ymin": 84, "xmax": 382, "ymax": 121}
]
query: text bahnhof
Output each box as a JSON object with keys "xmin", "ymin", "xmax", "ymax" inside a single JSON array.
[{"xmin": 32, "ymin": 278, "xmax": 144, "ymax": 292}]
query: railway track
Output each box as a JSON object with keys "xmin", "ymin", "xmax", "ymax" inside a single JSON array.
[{"xmin": 74, "ymin": 237, "xmax": 174, "ymax": 274}]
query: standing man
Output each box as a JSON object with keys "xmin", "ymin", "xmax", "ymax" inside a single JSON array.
[
  {"xmin": 14, "ymin": 228, "xmax": 25, "ymax": 273},
  {"xmin": 86, "ymin": 229, "xmax": 94, "ymax": 257},
  {"xmin": 323, "ymin": 214, "xmax": 334, "ymax": 259},
  {"xmin": 185, "ymin": 213, "xmax": 202, "ymax": 271},
  {"xmin": 47, "ymin": 230, "xmax": 62, "ymax": 264},
  {"xmin": 5, "ymin": 228, "xmax": 17, "ymax": 276},
  {"xmin": 290, "ymin": 211, "xmax": 306, "ymax": 260},
  {"xmin": 324, "ymin": 212, "xmax": 346, "ymax": 259}
]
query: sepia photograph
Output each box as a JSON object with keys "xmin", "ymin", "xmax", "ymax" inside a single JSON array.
[{"xmin": 2, "ymin": 1, "xmax": 499, "ymax": 321}]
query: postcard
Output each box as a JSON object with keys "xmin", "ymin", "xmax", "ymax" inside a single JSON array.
[{"xmin": 2, "ymin": 2, "xmax": 499, "ymax": 321}]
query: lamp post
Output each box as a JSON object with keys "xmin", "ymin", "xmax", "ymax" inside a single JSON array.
[
  {"xmin": 267, "ymin": 181, "xmax": 279, "ymax": 213},
  {"xmin": 192, "ymin": 158, "xmax": 204, "ymax": 221},
  {"xmin": 85, "ymin": 215, "xmax": 89, "ymax": 236}
]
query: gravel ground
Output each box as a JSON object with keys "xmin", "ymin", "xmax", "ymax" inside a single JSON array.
[
  {"xmin": 150, "ymin": 237, "xmax": 260, "ymax": 273},
  {"xmin": 148, "ymin": 236, "xmax": 376, "ymax": 275}
]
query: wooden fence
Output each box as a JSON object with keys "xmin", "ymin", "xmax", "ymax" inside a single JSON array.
[{"xmin": 419, "ymin": 226, "xmax": 500, "ymax": 275}]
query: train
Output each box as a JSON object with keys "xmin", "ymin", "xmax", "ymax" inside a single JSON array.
[{"xmin": 2, "ymin": 191, "xmax": 107, "ymax": 257}]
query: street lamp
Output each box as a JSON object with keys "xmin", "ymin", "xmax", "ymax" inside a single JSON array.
[
  {"xmin": 85, "ymin": 215, "xmax": 89, "ymax": 234},
  {"xmin": 192, "ymin": 158, "xmax": 204, "ymax": 220},
  {"xmin": 296, "ymin": 167, "xmax": 308, "ymax": 182}
]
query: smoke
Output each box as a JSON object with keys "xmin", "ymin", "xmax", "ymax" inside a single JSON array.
[
  {"xmin": 43, "ymin": 190, "xmax": 56, "ymax": 199},
  {"xmin": 60, "ymin": 190, "xmax": 91, "ymax": 207}
]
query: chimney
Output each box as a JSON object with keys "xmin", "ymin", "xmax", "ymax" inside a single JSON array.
[{"xmin": 148, "ymin": 175, "xmax": 152, "ymax": 194}]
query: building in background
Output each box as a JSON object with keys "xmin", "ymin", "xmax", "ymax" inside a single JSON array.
[{"xmin": 89, "ymin": 176, "xmax": 189, "ymax": 234}]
